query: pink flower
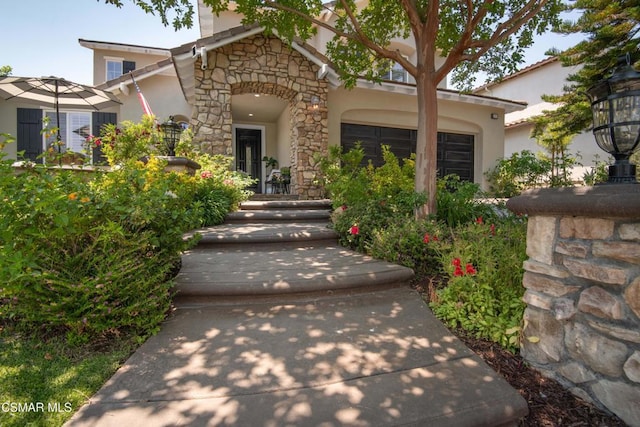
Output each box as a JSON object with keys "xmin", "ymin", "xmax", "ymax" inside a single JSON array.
[
  {"xmin": 201, "ymin": 170, "xmax": 212, "ymax": 179},
  {"xmin": 465, "ymin": 264, "xmax": 477, "ymax": 275},
  {"xmin": 349, "ymin": 225, "xmax": 359, "ymax": 235},
  {"xmin": 223, "ymin": 179, "xmax": 234, "ymax": 186}
]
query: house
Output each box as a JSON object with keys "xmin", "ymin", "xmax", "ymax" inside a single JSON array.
[
  {"xmin": 475, "ymin": 57, "xmax": 601, "ymax": 181},
  {"xmin": 1, "ymin": 2, "xmax": 528, "ymax": 199}
]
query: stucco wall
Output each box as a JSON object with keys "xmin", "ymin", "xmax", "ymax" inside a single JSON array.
[
  {"xmin": 482, "ymin": 59, "xmax": 603, "ymax": 178},
  {"xmin": 117, "ymin": 75, "xmax": 191, "ymax": 123},
  {"xmin": 91, "ymin": 48, "xmax": 169, "ymax": 85}
]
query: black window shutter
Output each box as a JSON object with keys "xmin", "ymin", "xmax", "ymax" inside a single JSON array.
[
  {"xmin": 17, "ymin": 108, "xmax": 43, "ymax": 162},
  {"xmin": 123, "ymin": 61, "xmax": 136, "ymax": 74},
  {"xmin": 92, "ymin": 112, "xmax": 117, "ymax": 165}
]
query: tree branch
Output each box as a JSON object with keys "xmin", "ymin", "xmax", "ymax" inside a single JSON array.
[{"xmin": 436, "ymin": 0, "xmax": 550, "ymax": 81}]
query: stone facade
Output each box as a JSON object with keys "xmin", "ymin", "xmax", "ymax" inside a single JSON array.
[
  {"xmin": 507, "ymin": 185, "xmax": 640, "ymax": 426},
  {"xmin": 190, "ymin": 34, "xmax": 328, "ymax": 199}
]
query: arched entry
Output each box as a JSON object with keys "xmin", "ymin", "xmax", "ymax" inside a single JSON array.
[{"xmin": 190, "ymin": 33, "xmax": 328, "ymax": 199}]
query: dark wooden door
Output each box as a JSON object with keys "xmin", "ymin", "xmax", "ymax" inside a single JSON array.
[{"xmin": 236, "ymin": 128, "xmax": 262, "ymax": 192}]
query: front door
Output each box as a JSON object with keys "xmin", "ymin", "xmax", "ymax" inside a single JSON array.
[{"xmin": 236, "ymin": 128, "xmax": 262, "ymax": 193}]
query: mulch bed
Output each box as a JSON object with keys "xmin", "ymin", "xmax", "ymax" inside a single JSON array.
[
  {"xmin": 413, "ymin": 279, "xmax": 627, "ymax": 426},
  {"xmin": 452, "ymin": 326, "xmax": 627, "ymax": 426}
]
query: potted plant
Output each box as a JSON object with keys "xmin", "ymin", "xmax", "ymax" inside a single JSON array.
[{"xmin": 262, "ymin": 156, "xmax": 278, "ymax": 173}]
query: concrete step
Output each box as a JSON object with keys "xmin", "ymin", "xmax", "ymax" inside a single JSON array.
[
  {"xmin": 174, "ymin": 245, "xmax": 415, "ymax": 299},
  {"xmin": 188, "ymin": 222, "xmax": 338, "ymax": 246},
  {"xmin": 225, "ymin": 209, "xmax": 331, "ymax": 223},
  {"xmin": 239, "ymin": 199, "xmax": 333, "ymax": 211}
]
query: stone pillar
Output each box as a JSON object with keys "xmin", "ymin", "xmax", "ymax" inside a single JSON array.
[{"xmin": 507, "ymin": 185, "xmax": 640, "ymax": 426}]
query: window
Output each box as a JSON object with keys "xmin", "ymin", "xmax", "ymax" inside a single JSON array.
[
  {"xmin": 105, "ymin": 59, "xmax": 136, "ymax": 81},
  {"xmin": 106, "ymin": 60, "xmax": 123, "ymax": 81},
  {"xmin": 44, "ymin": 111, "xmax": 91, "ymax": 154},
  {"xmin": 379, "ymin": 59, "xmax": 411, "ymax": 84}
]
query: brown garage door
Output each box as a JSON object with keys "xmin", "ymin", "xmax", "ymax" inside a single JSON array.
[{"xmin": 341, "ymin": 123, "xmax": 474, "ymax": 181}]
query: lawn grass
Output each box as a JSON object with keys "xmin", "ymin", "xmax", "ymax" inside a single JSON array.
[{"xmin": 0, "ymin": 324, "xmax": 138, "ymax": 427}]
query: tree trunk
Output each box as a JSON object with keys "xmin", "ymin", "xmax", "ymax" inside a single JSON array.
[{"xmin": 413, "ymin": 62, "xmax": 439, "ymax": 218}]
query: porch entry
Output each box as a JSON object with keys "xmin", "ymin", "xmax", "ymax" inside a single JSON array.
[{"xmin": 235, "ymin": 127, "xmax": 262, "ymax": 193}]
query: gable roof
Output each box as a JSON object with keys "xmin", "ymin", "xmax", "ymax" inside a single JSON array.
[
  {"xmin": 79, "ymin": 39, "xmax": 171, "ymax": 57},
  {"xmin": 170, "ymin": 24, "xmax": 339, "ymax": 104}
]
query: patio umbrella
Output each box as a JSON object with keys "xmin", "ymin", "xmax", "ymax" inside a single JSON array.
[{"xmin": 0, "ymin": 76, "xmax": 121, "ymax": 142}]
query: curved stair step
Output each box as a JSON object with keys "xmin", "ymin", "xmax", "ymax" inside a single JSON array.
[
  {"xmin": 225, "ymin": 209, "xmax": 331, "ymax": 223},
  {"xmin": 174, "ymin": 245, "xmax": 415, "ymax": 298},
  {"xmin": 188, "ymin": 222, "xmax": 338, "ymax": 246}
]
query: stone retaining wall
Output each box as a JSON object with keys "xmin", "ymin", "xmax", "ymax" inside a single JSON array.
[{"xmin": 507, "ymin": 185, "xmax": 640, "ymax": 426}]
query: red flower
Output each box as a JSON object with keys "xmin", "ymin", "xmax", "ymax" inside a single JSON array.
[
  {"xmin": 423, "ymin": 233, "xmax": 430, "ymax": 243},
  {"xmin": 476, "ymin": 216, "xmax": 483, "ymax": 224},
  {"xmin": 454, "ymin": 266, "xmax": 464, "ymax": 277},
  {"xmin": 490, "ymin": 224, "xmax": 496, "ymax": 236},
  {"xmin": 349, "ymin": 225, "xmax": 359, "ymax": 235},
  {"xmin": 452, "ymin": 258, "xmax": 461, "ymax": 267},
  {"xmin": 201, "ymin": 170, "xmax": 213, "ymax": 179},
  {"xmin": 341, "ymin": 204, "xmax": 347, "ymax": 211},
  {"xmin": 465, "ymin": 264, "xmax": 477, "ymax": 275}
]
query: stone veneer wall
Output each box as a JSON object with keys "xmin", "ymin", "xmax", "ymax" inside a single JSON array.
[
  {"xmin": 191, "ymin": 34, "xmax": 328, "ymax": 199},
  {"xmin": 506, "ymin": 185, "xmax": 640, "ymax": 426}
]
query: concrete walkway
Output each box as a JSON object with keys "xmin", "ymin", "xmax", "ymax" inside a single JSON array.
[{"xmin": 66, "ymin": 199, "xmax": 528, "ymax": 426}]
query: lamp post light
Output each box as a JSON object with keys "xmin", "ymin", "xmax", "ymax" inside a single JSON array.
[
  {"xmin": 160, "ymin": 116, "xmax": 183, "ymax": 157},
  {"xmin": 586, "ymin": 54, "xmax": 640, "ymax": 184}
]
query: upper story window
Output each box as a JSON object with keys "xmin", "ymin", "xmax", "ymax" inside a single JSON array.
[
  {"xmin": 105, "ymin": 59, "xmax": 136, "ymax": 81},
  {"xmin": 379, "ymin": 60, "xmax": 411, "ymax": 84}
]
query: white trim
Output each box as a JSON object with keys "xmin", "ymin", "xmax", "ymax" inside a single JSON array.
[
  {"xmin": 79, "ymin": 39, "xmax": 170, "ymax": 57},
  {"xmin": 103, "ymin": 63, "xmax": 174, "ymax": 93},
  {"xmin": 232, "ymin": 124, "xmax": 267, "ymax": 193}
]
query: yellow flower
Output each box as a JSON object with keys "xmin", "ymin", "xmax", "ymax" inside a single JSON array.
[
  {"xmin": 80, "ymin": 197, "xmax": 90, "ymax": 203},
  {"xmin": 68, "ymin": 193, "xmax": 78, "ymax": 201}
]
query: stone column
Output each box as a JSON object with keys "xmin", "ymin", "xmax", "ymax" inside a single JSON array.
[{"xmin": 507, "ymin": 185, "xmax": 640, "ymax": 426}]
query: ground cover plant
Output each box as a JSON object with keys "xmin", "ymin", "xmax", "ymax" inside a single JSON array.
[{"xmin": 0, "ymin": 120, "xmax": 251, "ymax": 426}]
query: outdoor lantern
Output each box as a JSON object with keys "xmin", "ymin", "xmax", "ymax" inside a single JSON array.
[
  {"xmin": 160, "ymin": 116, "xmax": 182, "ymax": 156},
  {"xmin": 586, "ymin": 54, "xmax": 640, "ymax": 183}
]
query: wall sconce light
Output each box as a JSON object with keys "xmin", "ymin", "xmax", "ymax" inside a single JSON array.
[
  {"xmin": 490, "ymin": 113, "xmax": 499, "ymax": 120},
  {"xmin": 586, "ymin": 54, "xmax": 640, "ymax": 184},
  {"xmin": 311, "ymin": 95, "xmax": 320, "ymax": 110}
]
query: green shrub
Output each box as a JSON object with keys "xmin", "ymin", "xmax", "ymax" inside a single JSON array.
[
  {"xmin": 194, "ymin": 154, "xmax": 255, "ymax": 226},
  {"xmin": 484, "ymin": 150, "xmax": 551, "ymax": 197},
  {"xmin": 316, "ymin": 144, "xmax": 371, "ymax": 207},
  {"xmin": 0, "ymin": 155, "xmax": 200, "ymax": 342},
  {"xmin": 436, "ymin": 174, "xmax": 497, "ymax": 227},
  {"xmin": 368, "ymin": 219, "xmax": 450, "ymax": 278},
  {"xmin": 429, "ymin": 216, "xmax": 528, "ymax": 352},
  {"xmin": 323, "ymin": 145, "xmax": 426, "ymax": 251}
]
